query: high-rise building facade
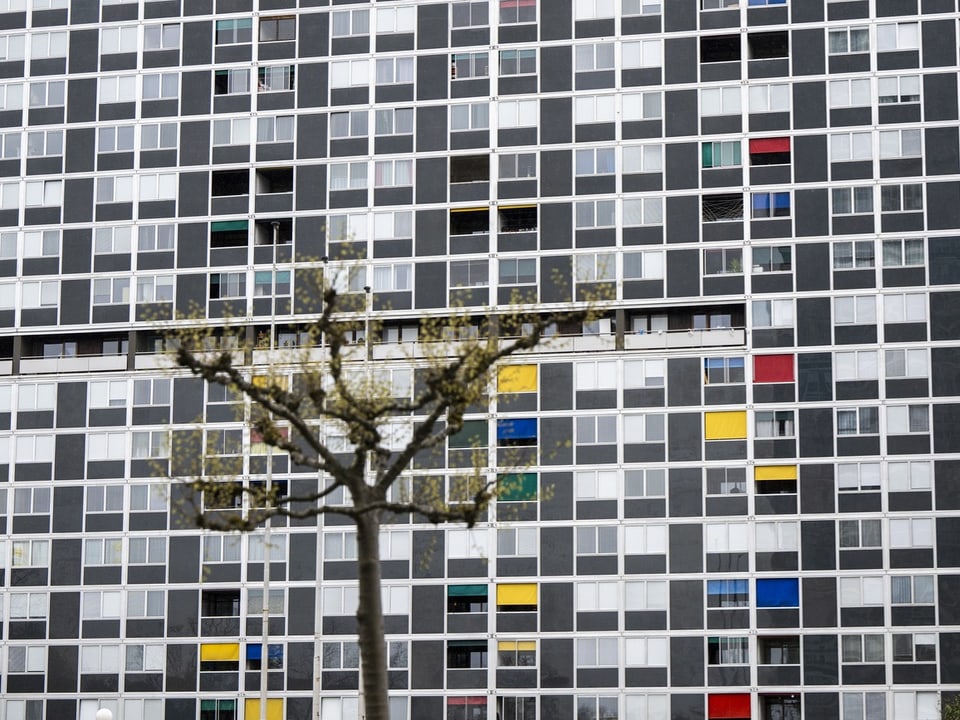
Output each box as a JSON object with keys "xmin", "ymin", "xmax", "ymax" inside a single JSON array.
[{"xmin": 0, "ymin": 0, "xmax": 959, "ymax": 718}]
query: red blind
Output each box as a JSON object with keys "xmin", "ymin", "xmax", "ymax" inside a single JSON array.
[
  {"xmin": 500, "ymin": 0, "xmax": 536, "ymax": 7},
  {"xmin": 708, "ymin": 693, "xmax": 751, "ymax": 719},
  {"xmin": 754, "ymin": 354, "xmax": 794, "ymax": 383},
  {"xmin": 448, "ymin": 698, "xmax": 487, "ymax": 706},
  {"xmin": 749, "ymin": 137, "xmax": 790, "ymax": 154}
]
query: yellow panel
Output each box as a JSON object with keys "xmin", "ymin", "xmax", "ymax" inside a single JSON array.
[
  {"xmin": 496, "ymin": 583, "xmax": 537, "ymax": 606},
  {"xmin": 499, "ymin": 204, "xmax": 537, "ymax": 210},
  {"xmin": 755, "ymin": 465, "xmax": 798, "ymax": 481},
  {"xmin": 704, "ymin": 411, "xmax": 747, "ymax": 440},
  {"xmin": 497, "ymin": 365, "xmax": 537, "ymax": 393},
  {"xmin": 450, "ymin": 206, "xmax": 487, "ymax": 213},
  {"xmin": 498, "ymin": 641, "xmax": 518, "ymax": 651},
  {"xmin": 517, "ymin": 641, "xmax": 536, "ymax": 651},
  {"xmin": 245, "ymin": 698, "xmax": 283, "ymax": 720},
  {"xmin": 200, "ymin": 643, "xmax": 240, "ymax": 662}
]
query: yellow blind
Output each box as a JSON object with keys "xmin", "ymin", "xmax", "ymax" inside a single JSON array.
[
  {"xmin": 498, "ymin": 365, "xmax": 537, "ymax": 393},
  {"xmin": 704, "ymin": 411, "xmax": 747, "ymax": 440},
  {"xmin": 497, "ymin": 583, "xmax": 537, "ymax": 606},
  {"xmin": 755, "ymin": 465, "xmax": 798, "ymax": 481},
  {"xmin": 245, "ymin": 699, "xmax": 283, "ymax": 720},
  {"xmin": 200, "ymin": 643, "xmax": 240, "ymax": 662},
  {"xmin": 498, "ymin": 640, "xmax": 537, "ymax": 651}
]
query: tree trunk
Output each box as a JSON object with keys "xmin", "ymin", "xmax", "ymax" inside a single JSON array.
[{"xmin": 354, "ymin": 510, "xmax": 390, "ymax": 720}]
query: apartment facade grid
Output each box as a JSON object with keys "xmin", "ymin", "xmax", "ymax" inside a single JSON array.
[{"xmin": 0, "ymin": 0, "xmax": 958, "ymax": 718}]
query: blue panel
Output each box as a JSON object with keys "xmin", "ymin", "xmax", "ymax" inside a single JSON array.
[
  {"xmin": 756, "ymin": 578, "xmax": 799, "ymax": 607},
  {"xmin": 246, "ymin": 644, "xmax": 283, "ymax": 660},
  {"xmin": 497, "ymin": 418, "xmax": 537, "ymax": 440}
]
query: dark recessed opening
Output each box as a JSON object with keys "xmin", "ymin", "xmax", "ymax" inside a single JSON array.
[
  {"xmin": 450, "ymin": 155, "xmax": 490, "ymax": 183},
  {"xmin": 211, "ymin": 170, "xmax": 249, "ymax": 197},
  {"xmin": 701, "ymin": 35, "xmax": 741, "ymax": 63},
  {"xmin": 256, "ymin": 167, "xmax": 293, "ymax": 194},
  {"xmin": 748, "ymin": 31, "xmax": 789, "ymax": 60}
]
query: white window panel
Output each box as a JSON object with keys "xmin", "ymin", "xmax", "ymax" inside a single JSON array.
[
  {"xmin": 623, "ymin": 524, "xmax": 667, "ymax": 554},
  {"xmin": 705, "ymin": 522, "xmax": 749, "ymax": 553}
]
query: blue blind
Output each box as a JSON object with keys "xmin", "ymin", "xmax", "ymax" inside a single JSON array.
[
  {"xmin": 756, "ymin": 578, "xmax": 799, "ymax": 607},
  {"xmin": 497, "ymin": 418, "xmax": 537, "ymax": 440}
]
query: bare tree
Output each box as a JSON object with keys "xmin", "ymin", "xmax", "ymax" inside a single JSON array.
[{"xmin": 164, "ymin": 269, "xmax": 606, "ymax": 720}]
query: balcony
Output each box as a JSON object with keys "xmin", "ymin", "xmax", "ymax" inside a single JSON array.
[{"xmin": 625, "ymin": 327, "xmax": 746, "ymax": 350}]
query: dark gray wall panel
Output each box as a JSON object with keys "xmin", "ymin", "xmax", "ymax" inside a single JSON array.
[
  {"xmin": 796, "ymin": 297, "xmax": 831, "ymax": 346},
  {"xmin": 664, "ymin": 0, "xmax": 696, "ymax": 32},
  {"xmin": 540, "ymin": 638, "xmax": 574, "ymax": 688},
  {"xmin": 803, "ymin": 635, "xmax": 839, "ymax": 684},
  {"xmin": 411, "ymin": 640, "xmax": 443, "ymax": 688},
  {"xmin": 801, "ymin": 520, "xmax": 836, "ymax": 570},
  {"xmin": 669, "ymin": 579, "xmax": 703, "ymax": 630},
  {"xmin": 182, "ymin": 20, "xmax": 212, "ymax": 65},
  {"xmin": 541, "ymin": 582, "xmax": 574, "ymax": 632},
  {"xmin": 922, "ymin": 19, "xmax": 956, "ymax": 67},
  {"xmin": 541, "ymin": 0, "xmax": 571, "ymax": 40},
  {"xmin": 927, "ymin": 182, "xmax": 960, "ymax": 230},
  {"xmin": 792, "ymin": 81, "xmax": 826, "ymax": 129},
  {"xmin": 541, "ymin": 527, "xmax": 573, "ymax": 576},
  {"xmin": 664, "ymin": 38, "xmax": 697, "ymax": 84},
  {"xmin": 668, "ymin": 412, "xmax": 701, "ymax": 462},
  {"xmin": 802, "ymin": 577, "xmax": 837, "ymax": 627},
  {"xmin": 667, "ymin": 358, "xmax": 700, "ymax": 406},
  {"xmin": 664, "ymin": 89, "xmax": 698, "ymax": 137},
  {"xmin": 668, "ymin": 524, "xmax": 702, "ymax": 574},
  {"xmin": 670, "ymin": 637, "xmax": 703, "ymax": 686},
  {"xmin": 540, "ymin": 96, "xmax": 572, "ymax": 144},
  {"xmin": 924, "ymin": 73, "xmax": 958, "ymax": 121},
  {"xmin": 417, "ymin": 4, "xmax": 448, "ymax": 48},
  {"xmin": 798, "ymin": 408, "xmax": 833, "ymax": 457},
  {"xmin": 540, "ymin": 47, "xmax": 572, "ymax": 93},
  {"xmin": 791, "ymin": 28, "xmax": 825, "ymax": 75}
]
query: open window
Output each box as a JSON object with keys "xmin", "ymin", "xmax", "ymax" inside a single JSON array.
[
  {"xmin": 450, "ymin": 155, "xmax": 490, "ymax": 184},
  {"xmin": 498, "ymin": 205, "xmax": 537, "ymax": 233},
  {"xmin": 210, "ymin": 220, "xmax": 248, "ymax": 248},
  {"xmin": 450, "ymin": 208, "xmax": 489, "ymax": 236},
  {"xmin": 755, "ymin": 465, "xmax": 797, "ymax": 495},
  {"xmin": 255, "ymin": 167, "xmax": 293, "ymax": 194},
  {"xmin": 702, "ymin": 194, "xmax": 743, "ymax": 222},
  {"xmin": 496, "ymin": 418, "xmax": 537, "ymax": 447},
  {"xmin": 200, "ymin": 643, "xmax": 240, "ymax": 672},
  {"xmin": 496, "ymin": 583, "xmax": 537, "ymax": 612},
  {"xmin": 448, "ymin": 585, "xmax": 488, "ymax": 613},
  {"xmin": 700, "ymin": 35, "xmax": 740, "ymax": 63},
  {"xmin": 211, "ymin": 170, "xmax": 249, "ymax": 197},
  {"xmin": 749, "ymin": 137, "xmax": 790, "ymax": 166},
  {"xmin": 748, "ymin": 31, "xmax": 788, "ymax": 60}
]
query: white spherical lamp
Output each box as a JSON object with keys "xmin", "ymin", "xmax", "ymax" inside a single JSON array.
[{"xmin": 95, "ymin": 709, "xmax": 113, "ymax": 720}]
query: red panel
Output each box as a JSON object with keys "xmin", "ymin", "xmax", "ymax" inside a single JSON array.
[
  {"xmin": 754, "ymin": 354, "xmax": 794, "ymax": 383},
  {"xmin": 501, "ymin": 0, "xmax": 536, "ymax": 6},
  {"xmin": 708, "ymin": 693, "xmax": 751, "ymax": 719},
  {"xmin": 448, "ymin": 698, "xmax": 487, "ymax": 706},
  {"xmin": 749, "ymin": 137, "xmax": 790, "ymax": 154}
]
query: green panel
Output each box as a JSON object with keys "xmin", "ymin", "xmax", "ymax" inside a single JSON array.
[
  {"xmin": 211, "ymin": 220, "xmax": 249, "ymax": 232},
  {"xmin": 448, "ymin": 584, "xmax": 487, "ymax": 597},
  {"xmin": 702, "ymin": 143, "xmax": 713, "ymax": 168},
  {"xmin": 499, "ymin": 472, "xmax": 537, "ymax": 501}
]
